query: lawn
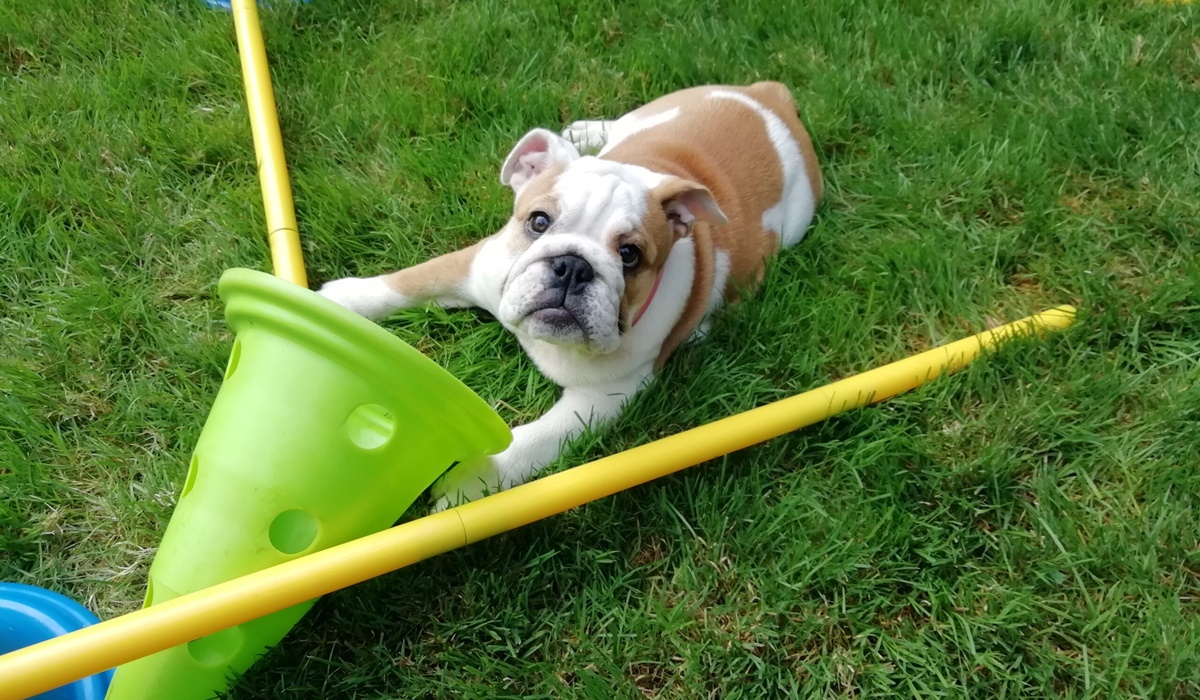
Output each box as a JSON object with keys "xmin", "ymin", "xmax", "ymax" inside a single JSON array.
[{"xmin": 2, "ymin": 0, "xmax": 1198, "ymax": 697}]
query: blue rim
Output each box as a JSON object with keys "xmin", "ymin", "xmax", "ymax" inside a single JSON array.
[{"xmin": 0, "ymin": 583, "xmax": 113, "ymax": 699}]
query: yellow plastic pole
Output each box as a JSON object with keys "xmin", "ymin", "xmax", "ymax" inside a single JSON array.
[
  {"xmin": 232, "ymin": 0, "xmax": 307, "ymax": 286},
  {"xmin": 0, "ymin": 305, "xmax": 1074, "ymax": 700}
]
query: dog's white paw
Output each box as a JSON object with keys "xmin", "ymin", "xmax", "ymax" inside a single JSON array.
[
  {"xmin": 316, "ymin": 277, "xmax": 407, "ymax": 320},
  {"xmin": 562, "ymin": 120, "xmax": 612, "ymax": 154},
  {"xmin": 429, "ymin": 457, "xmax": 504, "ymax": 512}
]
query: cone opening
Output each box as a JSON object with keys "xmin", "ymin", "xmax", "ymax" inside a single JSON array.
[
  {"xmin": 218, "ymin": 269, "xmax": 511, "ymax": 459},
  {"xmin": 269, "ymin": 509, "xmax": 319, "ymax": 555},
  {"xmin": 345, "ymin": 403, "xmax": 395, "ymax": 451},
  {"xmin": 187, "ymin": 626, "xmax": 244, "ymax": 667}
]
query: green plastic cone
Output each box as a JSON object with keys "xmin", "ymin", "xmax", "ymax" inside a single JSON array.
[{"xmin": 105, "ymin": 268, "xmax": 510, "ymax": 700}]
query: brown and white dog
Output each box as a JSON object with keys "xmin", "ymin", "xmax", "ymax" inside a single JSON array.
[{"xmin": 319, "ymin": 82, "xmax": 823, "ymax": 510}]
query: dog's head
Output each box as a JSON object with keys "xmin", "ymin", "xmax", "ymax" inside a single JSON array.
[{"xmin": 491, "ymin": 129, "xmax": 727, "ymax": 354}]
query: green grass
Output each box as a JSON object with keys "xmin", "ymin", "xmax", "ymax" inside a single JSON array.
[{"xmin": 2, "ymin": 0, "xmax": 1198, "ymax": 696}]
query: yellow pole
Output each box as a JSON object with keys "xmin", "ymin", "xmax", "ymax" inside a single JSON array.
[
  {"xmin": 0, "ymin": 306, "xmax": 1074, "ymax": 700},
  {"xmin": 232, "ymin": 0, "xmax": 307, "ymax": 286}
]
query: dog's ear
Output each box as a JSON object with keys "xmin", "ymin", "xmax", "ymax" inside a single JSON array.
[
  {"xmin": 500, "ymin": 128, "xmax": 580, "ymax": 194},
  {"xmin": 653, "ymin": 178, "xmax": 727, "ymax": 238}
]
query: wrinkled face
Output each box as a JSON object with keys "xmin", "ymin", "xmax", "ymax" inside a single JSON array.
[
  {"xmin": 496, "ymin": 157, "xmax": 676, "ymax": 354},
  {"xmin": 492, "ymin": 129, "xmax": 726, "ymax": 354}
]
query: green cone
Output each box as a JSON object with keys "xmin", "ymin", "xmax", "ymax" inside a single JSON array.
[{"xmin": 105, "ymin": 268, "xmax": 510, "ymax": 699}]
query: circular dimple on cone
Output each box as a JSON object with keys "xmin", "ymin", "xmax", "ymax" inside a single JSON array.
[
  {"xmin": 187, "ymin": 626, "xmax": 245, "ymax": 667},
  {"xmin": 269, "ymin": 510, "xmax": 319, "ymax": 555},
  {"xmin": 345, "ymin": 403, "xmax": 395, "ymax": 451}
]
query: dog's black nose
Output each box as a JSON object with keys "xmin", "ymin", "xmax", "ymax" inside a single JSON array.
[{"xmin": 550, "ymin": 255, "xmax": 594, "ymax": 293}]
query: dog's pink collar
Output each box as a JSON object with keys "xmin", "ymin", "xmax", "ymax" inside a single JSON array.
[{"xmin": 630, "ymin": 269, "xmax": 664, "ymax": 328}]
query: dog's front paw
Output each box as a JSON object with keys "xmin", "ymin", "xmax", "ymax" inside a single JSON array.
[
  {"xmin": 317, "ymin": 277, "xmax": 406, "ymax": 320},
  {"xmin": 562, "ymin": 120, "xmax": 611, "ymax": 154},
  {"xmin": 429, "ymin": 457, "xmax": 504, "ymax": 512}
]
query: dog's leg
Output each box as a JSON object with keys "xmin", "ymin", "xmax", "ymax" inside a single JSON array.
[
  {"xmin": 429, "ymin": 367, "xmax": 653, "ymax": 511},
  {"xmin": 318, "ymin": 239, "xmax": 495, "ymax": 319},
  {"xmin": 561, "ymin": 120, "xmax": 615, "ymax": 154}
]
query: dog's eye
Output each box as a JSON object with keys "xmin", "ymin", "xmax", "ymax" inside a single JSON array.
[
  {"xmin": 527, "ymin": 211, "xmax": 552, "ymax": 235},
  {"xmin": 619, "ymin": 244, "xmax": 641, "ymax": 270}
]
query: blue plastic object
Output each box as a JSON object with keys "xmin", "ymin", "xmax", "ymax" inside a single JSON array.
[
  {"xmin": 0, "ymin": 583, "xmax": 113, "ymax": 700},
  {"xmin": 202, "ymin": 0, "xmax": 309, "ymax": 10}
]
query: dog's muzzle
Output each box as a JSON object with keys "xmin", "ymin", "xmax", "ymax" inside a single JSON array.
[{"xmin": 527, "ymin": 254, "xmax": 595, "ymax": 325}]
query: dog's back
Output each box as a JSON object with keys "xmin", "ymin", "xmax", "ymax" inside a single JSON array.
[
  {"xmin": 599, "ymin": 82, "xmax": 822, "ymax": 293},
  {"xmin": 595, "ymin": 82, "xmax": 822, "ymax": 361}
]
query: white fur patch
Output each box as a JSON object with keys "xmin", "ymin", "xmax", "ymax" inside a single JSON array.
[
  {"xmin": 708, "ymin": 90, "xmax": 815, "ymax": 247},
  {"xmin": 552, "ymin": 158, "xmax": 656, "ymax": 230},
  {"xmin": 317, "ymin": 277, "xmax": 409, "ymax": 320},
  {"xmin": 597, "ymin": 107, "xmax": 681, "ymax": 157},
  {"xmin": 708, "ymin": 248, "xmax": 732, "ymax": 313}
]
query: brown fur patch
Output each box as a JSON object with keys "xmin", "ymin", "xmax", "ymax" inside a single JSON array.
[{"xmin": 382, "ymin": 238, "xmax": 484, "ymax": 299}]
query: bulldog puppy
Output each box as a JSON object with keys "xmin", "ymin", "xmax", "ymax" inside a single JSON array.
[{"xmin": 319, "ymin": 81, "xmax": 823, "ymax": 511}]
